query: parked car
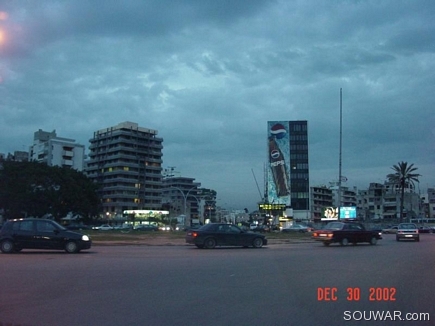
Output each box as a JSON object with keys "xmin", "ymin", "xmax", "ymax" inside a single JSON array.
[
  {"xmin": 113, "ymin": 224, "xmax": 132, "ymax": 231},
  {"xmin": 312, "ymin": 222, "xmax": 382, "ymax": 246},
  {"xmin": 65, "ymin": 224, "xmax": 90, "ymax": 231},
  {"xmin": 185, "ymin": 223, "xmax": 267, "ymax": 249},
  {"xmin": 175, "ymin": 224, "xmax": 187, "ymax": 231},
  {"xmin": 0, "ymin": 218, "xmax": 91, "ymax": 253},
  {"xmin": 251, "ymin": 225, "xmax": 270, "ymax": 233},
  {"xmin": 98, "ymin": 224, "xmax": 113, "ymax": 231},
  {"xmin": 396, "ymin": 223, "xmax": 419, "ymax": 242},
  {"xmin": 382, "ymin": 225, "xmax": 398, "ymax": 234},
  {"xmin": 418, "ymin": 226, "xmax": 431, "ymax": 233},
  {"xmin": 134, "ymin": 224, "xmax": 159, "ymax": 231},
  {"xmin": 281, "ymin": 224, "xmax": 313, "ymax": 233}
]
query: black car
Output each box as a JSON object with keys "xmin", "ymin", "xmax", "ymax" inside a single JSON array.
[
  {"xmin": 65, "ymin": 223, "xmax": 91, "ymax": 231},
  {"xmin": 0, "ymin": 218, "xmax": 92, "ymax": 253},
  {"xmin": 185, "ymin": 223, "xmax": 267, "ymax": 249}
]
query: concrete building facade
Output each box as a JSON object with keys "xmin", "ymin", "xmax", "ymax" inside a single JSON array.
[
  {"xmin": 86, "ymin": 122, "xmax": 163, "ymax": 217},
  {"xmin": 29, "ymin": 129, "xmax": 85, "ymax": 171}
]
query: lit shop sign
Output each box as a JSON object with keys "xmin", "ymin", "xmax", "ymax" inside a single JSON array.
[{"xmin": 259, "ymin": 204, "xmax": 287, "ymax": 211}]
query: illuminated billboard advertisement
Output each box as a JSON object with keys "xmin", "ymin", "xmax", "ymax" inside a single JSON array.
[
  {"xmin": 267, "ymin": 121, "xmax": 291, "ymax": 206},
  {"xmin": 339, "ymin": 207, "xmax": 357, "ymax": 219},
  {"xmin": 321, "ymin": 207, "xmax": 357, "ymax": 220},
  {"xmin": 321, "ymin": 207, "xmax": 338, "ymax": 221}
]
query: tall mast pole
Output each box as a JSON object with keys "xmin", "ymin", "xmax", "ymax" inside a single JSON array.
[{"xmin": 338, "ymin": 88, "xmax": 342, "ymax": 220}]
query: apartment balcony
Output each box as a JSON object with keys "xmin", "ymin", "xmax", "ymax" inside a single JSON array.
[
  {"xmin": 62, "ymin": 150, "xmax": 74, "ymax": 157},
  {"xmin": 62, "ymin": 159, "xmax": 73, "ymax": 166}
]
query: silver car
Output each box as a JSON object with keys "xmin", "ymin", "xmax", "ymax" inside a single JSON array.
[{"xmin": 396, "ymin": 223, "xmax": 419, "ymax": 242}]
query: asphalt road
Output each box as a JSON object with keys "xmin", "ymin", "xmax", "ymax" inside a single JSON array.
[{"xmin": 1, "ymin": 234, "xmax": 434, "ymax": 326}]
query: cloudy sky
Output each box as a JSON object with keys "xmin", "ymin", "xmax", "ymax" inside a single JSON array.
[{"xmin": 1, "ymin": 0, "xmax": 434, "ymax": 211}]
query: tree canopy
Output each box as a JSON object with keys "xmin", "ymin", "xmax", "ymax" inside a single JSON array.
[
  {"xmin": 0, "ymin": 161, "xmax": 100, "ymax": 221},
  {"xmin": 387, "ymin": 161, "xmax": 420, "ymax": 222}
]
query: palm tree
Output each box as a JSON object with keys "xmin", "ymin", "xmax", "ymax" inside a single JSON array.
[{"xmin": 387, "ymin": 161, "xmax": 420, "ymax": 223}]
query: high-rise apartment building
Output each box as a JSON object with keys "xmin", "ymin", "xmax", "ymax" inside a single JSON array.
[
  {"xmin": 86, "ymin": 122, "xmax": 163, "ymax": 217},
  {"xmin": 29, "ymin": 129, "xmax": 85, "ymax": 170}
]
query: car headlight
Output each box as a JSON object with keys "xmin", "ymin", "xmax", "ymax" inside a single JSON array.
[{"xmin": 82, "ymin": 235, "xmax": 90, "ymax": 241}]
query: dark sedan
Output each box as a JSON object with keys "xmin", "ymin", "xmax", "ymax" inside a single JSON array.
[
  {"xmin": 0, "ymin": 218, "xmax": 91, "ymax": 253},
  {"xmin": 185, "ymin": 223, "xmax": 267, "ymax": 249}
]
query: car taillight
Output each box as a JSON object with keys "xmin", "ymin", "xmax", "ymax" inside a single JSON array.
[
  {"xmin": 192, "ymin": 232, "xmax": 198, "ymax": 237},
  {"xmin": 328, "ymin": 234, "xmax": 333, "ymax": 238},
  {"xmin": 313, "ymin": 232, "xmax": 317, "ymax": 236}
]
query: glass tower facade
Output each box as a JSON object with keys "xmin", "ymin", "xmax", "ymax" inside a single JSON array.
[{"xmin": 289, "ymin": 121, "xmax": 309, "ymax": 211}]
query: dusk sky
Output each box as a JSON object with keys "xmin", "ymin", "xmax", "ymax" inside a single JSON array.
[{"xmin": 1, "ymin": 1, "xmax": 434, "ymax": 211}]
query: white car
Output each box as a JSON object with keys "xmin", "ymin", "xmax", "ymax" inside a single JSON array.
[
  {"xmin": 396, "ymin": 223, "xmax": 419, "ymax": 242},
  {"xmin": 98, "ymin": 224, "xmax": 113, "ymax": 231}
]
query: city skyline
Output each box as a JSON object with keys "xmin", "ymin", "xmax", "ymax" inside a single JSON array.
[{"xmin": 1, "ymin": 1, "xmax": 434, "ymax": 211}]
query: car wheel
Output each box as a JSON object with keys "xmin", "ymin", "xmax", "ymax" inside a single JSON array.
[
  {"xmin": 396, "ymin": 236, "xmax": 400, "ymax": 241},
  {"xmin": 323, "ymin": 242, "xmax": 330, "ymax": 247},
  {"xmin": 65, "ymin": 241, "xmax": 79, "ymax": 253},
  {"xmin": 195, "ymin": 244, "xmax": 204, "ymax": 249},
  {"xmin": 415, "ymin": 237, "xmax": 420, "ymax": 242},
  {"xmin": 252, "ymin": 237, "xmax": 263, "ymax": 248},
  {"xmin": 340, "ymin": 238, "xmax": 349, "ymax": 246},
  {"xmin": 1, "ymin": 240, "xmax": 14, "ymax": 253},
  {"xmin": 203, "ymin": 237, "xmax": 216, "ymax": 249},
  {"xmin": 370, "ymin": 237, "xmax": 377, "ymax": 245}
]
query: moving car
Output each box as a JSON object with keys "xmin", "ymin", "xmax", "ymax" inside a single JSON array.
[
  {"xmin": 396, "ymin": 223, "xmax": 419, "ymax": 242},
  {"xmin": 312, "ymin": 222, "xmax": 382, "ymax": 246},
  {"xmin": 0, "ymin": 218, "xmax": 91, "ymax": 253},
  {"xmin": 382, "ymin": 225, "xmax": 398, "ymax": 234},
  {"xmin": 185, "ymin": 223, "xmax": 267, "ymax": 249}
]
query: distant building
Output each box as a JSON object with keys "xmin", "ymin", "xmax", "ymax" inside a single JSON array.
[
  {"xmin": 86, "ymin": 122, "xmax": 163, "ymax": 218},
  {"xmin": 162, "ymin": 176, "xmax": 201, "ymax": 225},
  {"xmin": 311, "ymin": 185, "xmax": 333, "ymax": 221},
  {"xmin": 29, "ymin": 129, "xmax": 85, "ymax": 170},
  {"xmin": 1, "ymin": 151, "xmax": 29, "ymax": 162},
  {"xmin": 198, "ymin": 188, "xmax": 217, "ymax": 223},
  {"xmin": 422, "ymin": 188, "xmax": 435, "ymax": 219},
  {"xmin": 357, "ymin": 182, "xmax": 421, "ymax": 221}
]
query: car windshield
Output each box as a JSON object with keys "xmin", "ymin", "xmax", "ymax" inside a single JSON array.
[
  {"xmin": 198, "ymin": 224, "xmax": 216, "ymax": 231},
  {"xmin": 324, "ymin": 222, "xmax": 344, "ymax": 230},
  {"xmin": 398, "ymin": 223, "xmax": 417, "ymax": 229}
]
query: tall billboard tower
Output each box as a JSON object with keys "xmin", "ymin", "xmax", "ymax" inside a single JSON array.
[{"xmin": 267, "ymin": 121, "xmax": 309, "ymax": 214}]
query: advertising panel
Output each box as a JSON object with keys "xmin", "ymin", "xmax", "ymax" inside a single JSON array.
[
  {"xmin": 321, "ymin": 206, "xmax": 357, "ymax": 220},
  {"xmin": 267, "ymin": 121, "xmax": 291, "ymax": 206},
  {"xmin": 339, "ymin": 206, "xmax": 357, "ymax": 219}
]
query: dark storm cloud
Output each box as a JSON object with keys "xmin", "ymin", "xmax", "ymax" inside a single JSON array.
[
  {"xmin": 1, "ymin": 0, "xmax": 270, "ymax": 57},
  {"xmin": 1, "ymin": 0, "xmax": 434, "ymax": 209}
]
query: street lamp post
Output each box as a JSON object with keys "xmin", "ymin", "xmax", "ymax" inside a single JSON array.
[
  {"xmin": 171, "ymin": 186, "xmax": 197, "ymax": 226},
  {"xmin": 188, "ymin": 194, "xmax": 204, "ymax": 224}
]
